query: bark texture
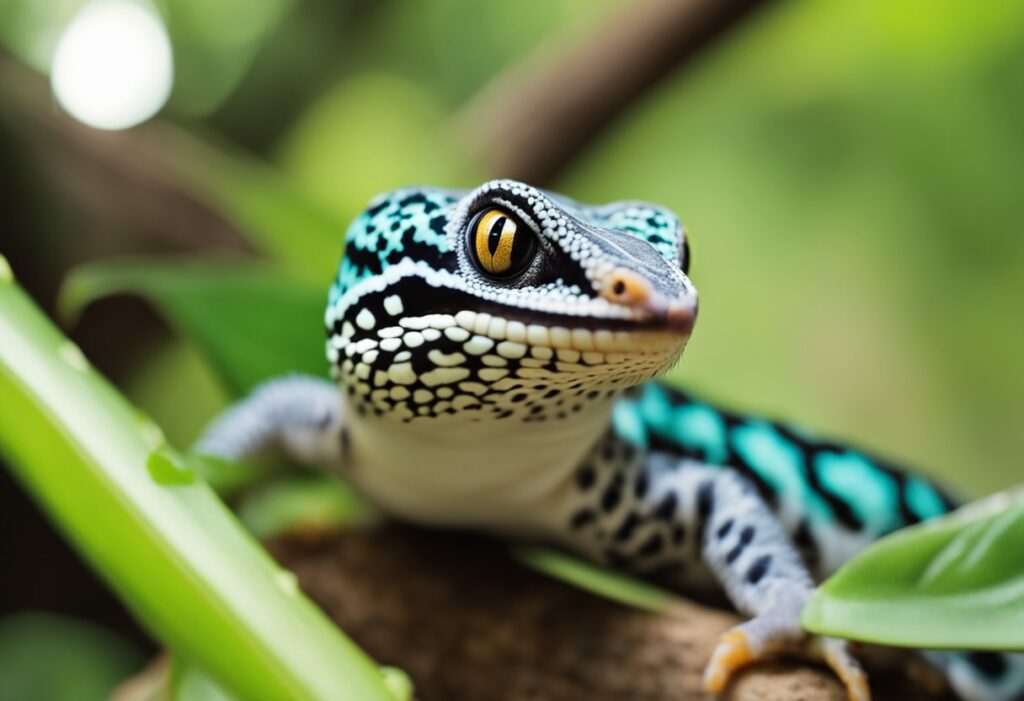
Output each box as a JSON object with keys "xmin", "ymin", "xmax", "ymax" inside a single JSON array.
[{"xmin": 269, "ymin": 525, "xmax": 952, "ymax": 701}]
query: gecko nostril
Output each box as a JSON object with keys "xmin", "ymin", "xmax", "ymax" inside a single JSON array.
[{"xmin": 602, "ymin": 268, "xmax": 652, "ymax": 306}]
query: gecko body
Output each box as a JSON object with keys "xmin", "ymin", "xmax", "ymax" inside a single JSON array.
[{"xmin": 199, "ymin": 180, "xmax": 1022, "ymax": 701}]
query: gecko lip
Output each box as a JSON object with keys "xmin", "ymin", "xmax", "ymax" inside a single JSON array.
[
  {"xmin": 662, "ymin": 302, "xmax": 697, "ymax": 335},
  {"xmin": 441, "ymin": 296, "xmax": 697, "ymax": 337}
]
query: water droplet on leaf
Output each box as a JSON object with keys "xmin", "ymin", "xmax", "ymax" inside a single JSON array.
[{"xmin": 147, "ymin": 447, "xmax": 195, "ymax": 485}]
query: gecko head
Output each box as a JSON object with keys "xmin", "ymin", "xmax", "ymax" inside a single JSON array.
[{"xmin": 327, "ymin": 179, "xmax": 698, "ymax": 423}]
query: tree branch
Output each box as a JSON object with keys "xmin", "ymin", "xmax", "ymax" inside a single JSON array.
[
  {"xmin": 269, "ymin": 526, "xmax": 952, "ymax": 701},
  {"xmin": 451, "ymin": 0, "xmax": 774, "ymax": 185}
]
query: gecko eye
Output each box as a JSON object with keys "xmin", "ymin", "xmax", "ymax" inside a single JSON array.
[{"xmin": 466, "ymin": 207, "xmax": 537, "ymax": 278}]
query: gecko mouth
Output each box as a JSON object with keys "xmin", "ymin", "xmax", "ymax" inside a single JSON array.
[
  {"xmin": 334, "ymin": 275, "xmax": 695, "ymax": 355},
  {"xmin": 416, "ymin": 278, "xmax": 696, "ymax": 337}
]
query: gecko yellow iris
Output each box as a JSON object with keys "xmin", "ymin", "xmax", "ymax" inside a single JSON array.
[{"xmin": 474, "ymin": 208, "xmax": 519, "ymax": 275}]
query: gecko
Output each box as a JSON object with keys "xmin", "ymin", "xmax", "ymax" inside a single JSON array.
[{"xmin": 197, "ymin": 179, "xmax": 1023, "ymax": 701}]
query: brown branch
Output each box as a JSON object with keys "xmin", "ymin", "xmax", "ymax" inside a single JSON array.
[
  {"xmin": 451, "ymin": 0, "xmax": 774, "ymax": 185},
  {"xmin": 268, "ymin": 526, "xmax": 952, "ymax": 701}
]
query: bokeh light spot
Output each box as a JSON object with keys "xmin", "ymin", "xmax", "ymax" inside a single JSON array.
[{"xmin": 51, "ymin": 0, "xmax": 173, "ymax": 131}]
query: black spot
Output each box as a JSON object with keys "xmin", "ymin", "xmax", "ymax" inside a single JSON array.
[
  {"xmin": 716, "ymin": 518, "xmax": 734, "ymax": 539},
  {"xmin": 601, "ymin": 476, "xmax": 623, "ymax": 512},
  {"xmin": 614, "ymin": 513, "xmax": 640, "ymax": 542},
  {"xmin": 570, "ymin": 509, "xmax": 596, "ymax": 529},
  {"xmin": 613, "ymin": 280, "xmax": 626, "ymax": 296},
  {"xmin": 637, "ymin": 533, "xmax": 664, "ymax": 557},
  {"xmin": 726, "ymin": 526, "xmax": 755, "ymax": 564},
  {"xmin": 428, "ymin": 215, "xmax": 447, "ymax": 238},
  {"xmin": 967, "ymin": 652, "xmax": 1007, "ymax": 680},
  {"xmin": 697, "ymin": 481, "xmax": 714, "ymax": 519},
  {"xmin": 671, "ymin": 524, "xmax": 686, "ymax": 545},
  {"xmin": 543, "ymin": 389, "xmax": 560, "ymax": 399},
  {"xmin": 634, "ymin": 472, "xmax": 649, "ymax": 498},
  {"xmin": 510, "ymin": 393, "xmax": 527, "ymax": 403},
  {"xmin": 793, "ymin": 519, "xmax": 814, "ymax": 548},
  {"xmin": 601, "ymin": 442, "xmax": 616, "ymax": 461},
  {"xmin": 576, "ymin": 466, "xmax": 596, "ymax": 490},
  {"xmin": 695, "ymin": 480, "xmax": 715, "ymax": 545},
  {"xmin": 654, "ymin": 492, "xmax": 677, "ymax": 521},
  {"xmin": 746, "ymin": 555, "xmax": 771, "ymax": 584}
]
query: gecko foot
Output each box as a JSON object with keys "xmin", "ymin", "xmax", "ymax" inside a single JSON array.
[{"xmin": 704, "ymin": 625, "xmax": 870, "ymax": 701}]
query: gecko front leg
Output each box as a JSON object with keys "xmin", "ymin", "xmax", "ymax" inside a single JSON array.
[
  {"xmin": 194, "ymin": 375, "xmax": 347, "ymax": 469},
  {"xmin": 560, "ymin": 443, "xmax": 868, "ymax": 701}
]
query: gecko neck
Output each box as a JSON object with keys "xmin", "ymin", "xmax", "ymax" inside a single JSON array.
[{"xmin": 342, "ymin": 394, "xmax": 621, "ymax": 538}]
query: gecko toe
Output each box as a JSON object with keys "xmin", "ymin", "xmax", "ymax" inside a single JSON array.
[{"xmin": 704, "ymin": 629, "xmax": 756, "ymax": 693}]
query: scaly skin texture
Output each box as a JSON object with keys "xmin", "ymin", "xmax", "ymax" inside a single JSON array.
[{"xmin": 197, "ymin": 180, "xmax": 1023, "ymax": 701}]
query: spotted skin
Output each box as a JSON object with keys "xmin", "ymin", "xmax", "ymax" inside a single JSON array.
[
  {"xmin": 610, "ymin": 383, "xmax": 957, "ymax": 577},
  {"xmin": 198, "ymin": 179, "xmax": 1019, "ymax": 701}
]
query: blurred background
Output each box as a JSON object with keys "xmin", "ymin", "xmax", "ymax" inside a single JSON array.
[{"xmin": 1, "ymin": 0, "xmax": 1022, "ymax": 697}]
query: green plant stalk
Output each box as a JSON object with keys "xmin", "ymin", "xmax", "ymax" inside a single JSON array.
[
  {"xmin": 0, "ymin": 259, "xmax": 394, "ymax": 701},
  {"xmin": 513, "ymin": 546, "xmax": 676, "ymax": 613}
]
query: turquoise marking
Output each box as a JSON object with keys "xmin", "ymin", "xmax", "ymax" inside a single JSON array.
[
  {"xmin": 638, "ymin": 384, "xmax": 674, "ymax": 436},
  {"xmin": 612, "ymin": 402, "xmax": 649, "ymax": 448},
  {"xmin": 672, "ymin": 402, "xmax": 729, "ymax": 465},
  {"xmin": 816, "ymin": 452, "xmax": 903, "ymax": 534},
  {"xmin": 732, "ymin": 422, "xmax": 834, "ymax": 523},
  {"xmin": 905, "ymin": 476, "xmax": 949, "ymax": 521}
]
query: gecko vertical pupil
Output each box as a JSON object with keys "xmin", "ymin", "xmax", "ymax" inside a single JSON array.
[{"xmin": 467, "ymin": 207, "xmax": 536, "ymax": 278}]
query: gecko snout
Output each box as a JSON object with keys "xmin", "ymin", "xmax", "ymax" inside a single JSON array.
[{"xmin": 599, "ymin": 267, "xmax": 697, "ymax": 334}]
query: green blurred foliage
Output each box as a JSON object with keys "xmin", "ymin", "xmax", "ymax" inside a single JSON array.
[
  {"xmin": 60, "ymin": 259, "xmax": 326, "ymax": 395},
  {"xmin": 0, "ymin": 612, "xmax": 143, "ymax": 701}
]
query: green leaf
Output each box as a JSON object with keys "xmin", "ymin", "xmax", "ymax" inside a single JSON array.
[
  {"xmin": 236, "ymin": 473, "xmax": 379, "ymax": 540},
  {"xmin": 513, "ymin": 546, "xmax": 676, "ymax": 613},
  {"xmin": 166, "ymin": 138, "xmax": 344, "ymax": 283},
  {"xmin": 60, "ymin": 258, "xmax": 326, "ymax": 397},
  {"xmin": 0, "ymin": 611, "xmax": 144, "ymax": 701},
  {"xmin": 803, "ymin": 487, "xmax": 1024, "ymax": 650},
  {"xmin": 0, "ymin": 259, "xmax": 396, "ymax": 701}
]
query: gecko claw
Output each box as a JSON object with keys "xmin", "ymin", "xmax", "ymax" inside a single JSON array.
[
  {"xmin": 704, "ymin": 628, "xmax": 872, "ymax": 701},
  {"xmin": 704, "ymin": 629, "xmax": 756, "ymax": 693}
]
